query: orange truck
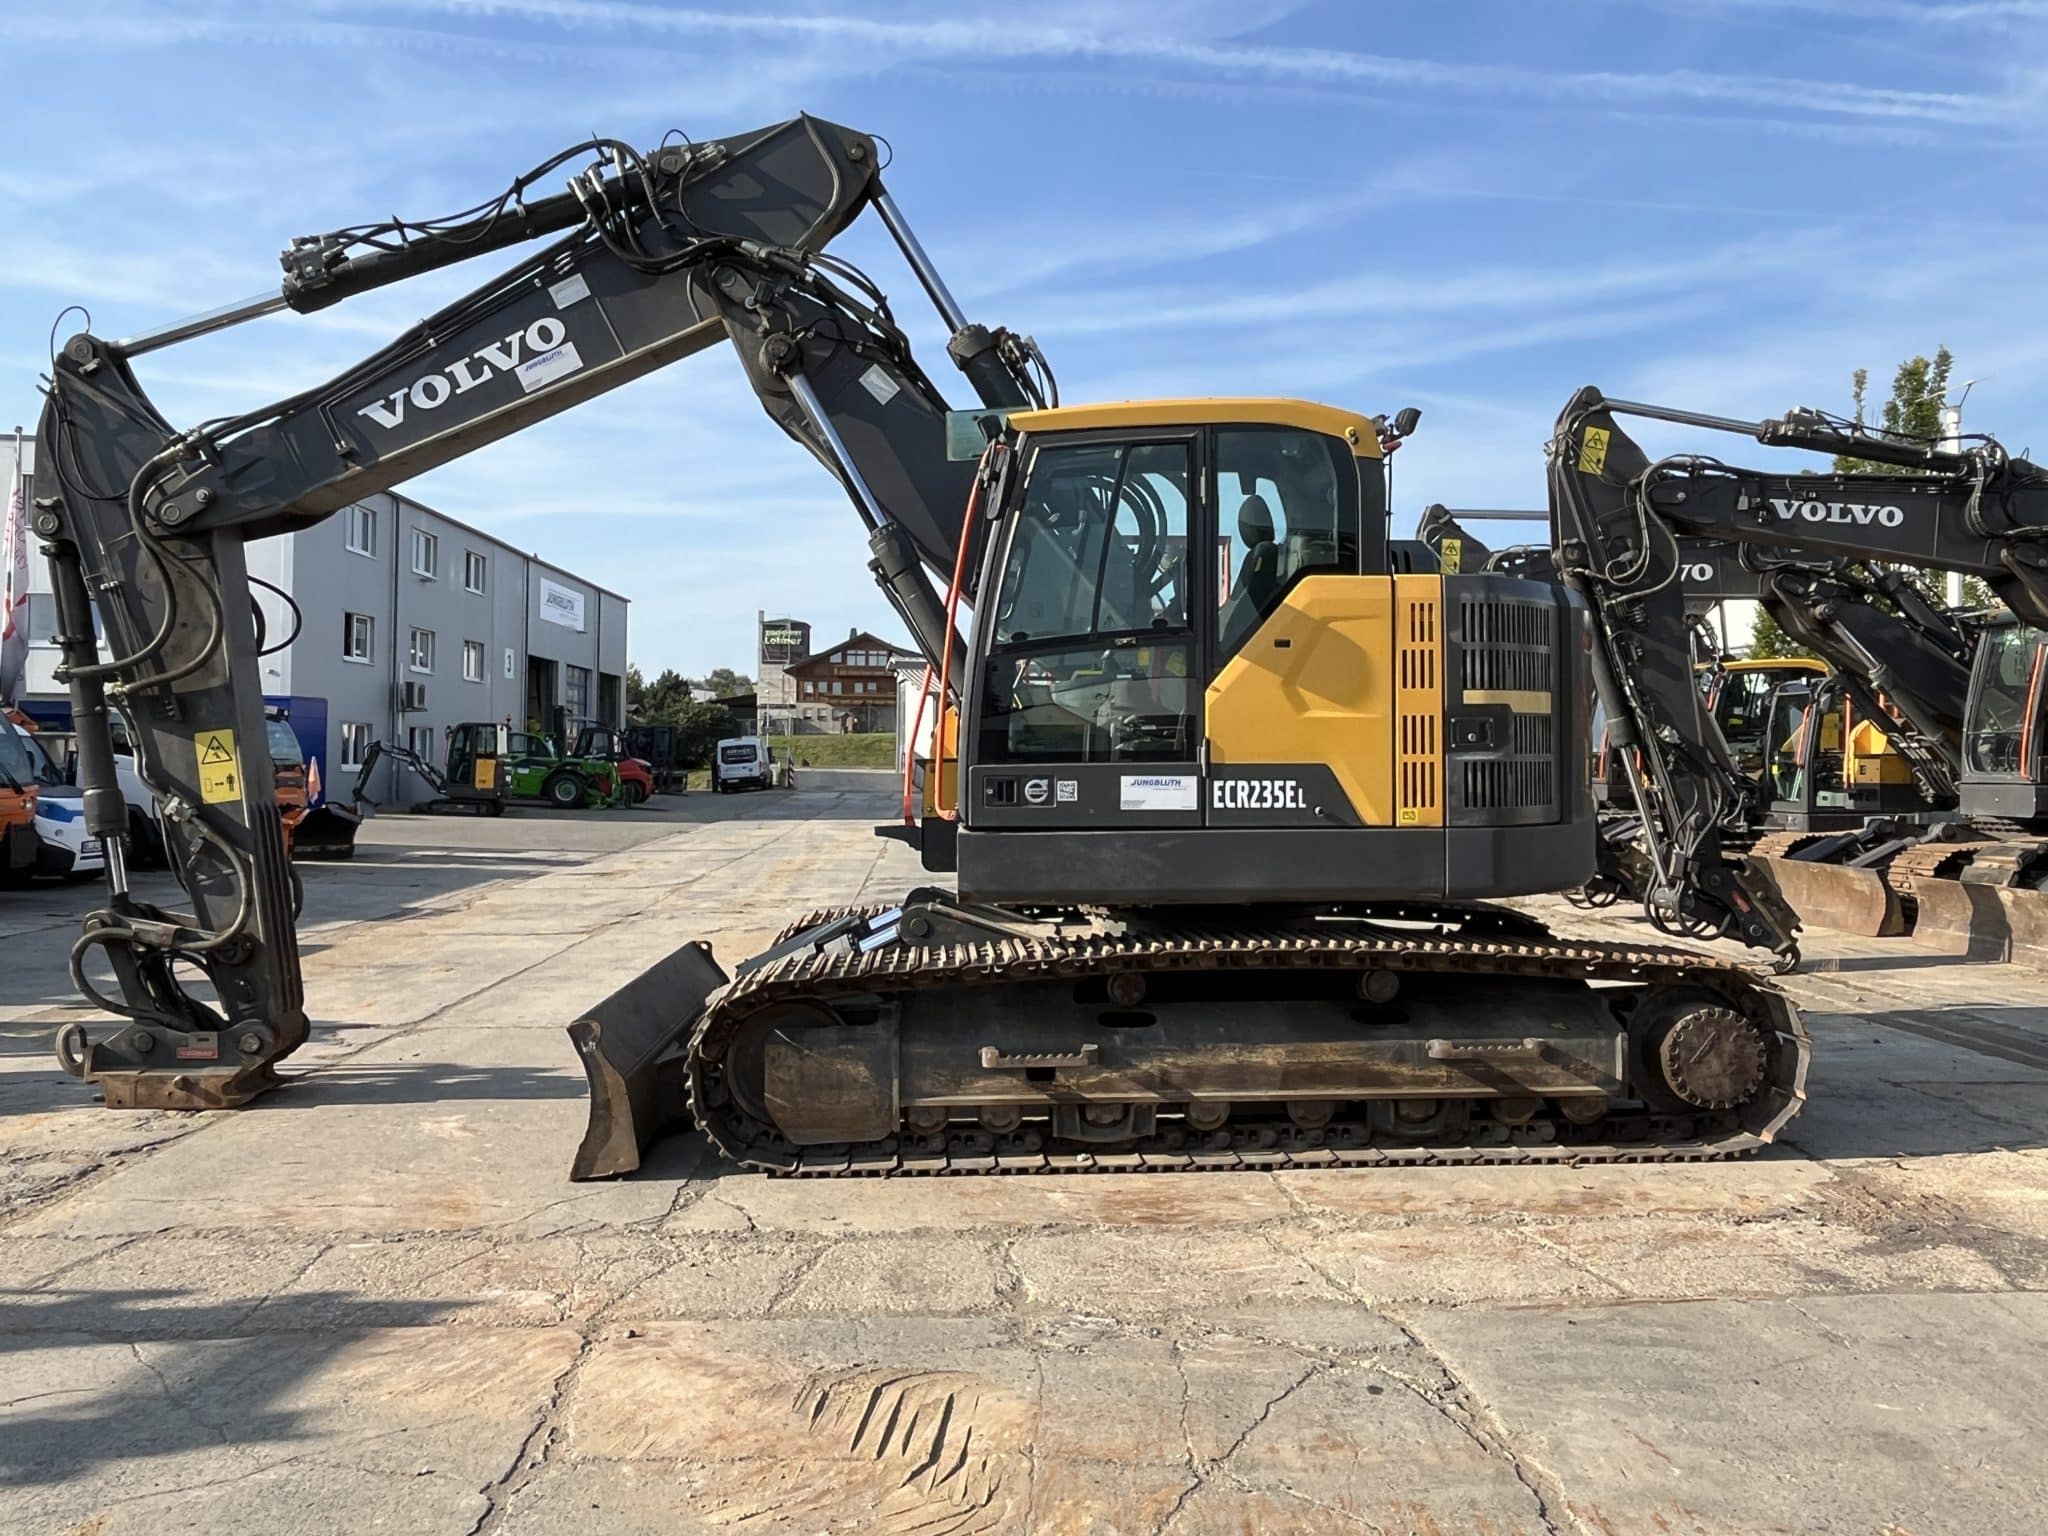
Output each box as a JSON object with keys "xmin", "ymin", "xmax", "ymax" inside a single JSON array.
[{"xmin": 0, "ymin": 710, "xmax": 38, "ymax": 880}]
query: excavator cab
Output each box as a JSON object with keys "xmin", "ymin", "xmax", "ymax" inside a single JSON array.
[
  {"xmin": 1962, "ymin": 616, "xmax": 2048, "ymax": 819},
  {"xmin": 944, "ymin": 401, "xmax": 1597, "ymax": 906},
  {"xmin": 1704, "ymin": 659, "xmax": 1826, "ymax": 778}
]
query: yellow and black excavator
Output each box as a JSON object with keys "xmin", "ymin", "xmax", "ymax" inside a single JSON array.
[
  {"xmin": 1547, "ymin": 390, "xmax": 2048, "ymax": 953},
  {"xmin": 1415, "ymin": 507, "xmax": 1934, "ymax": 923},
  {"xmin": 34, "ymin": 115, "xmax": 1807, "ymax": 1177}
]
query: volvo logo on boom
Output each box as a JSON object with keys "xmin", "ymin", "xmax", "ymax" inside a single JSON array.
[
  {"xmin": 356, "ymin": 316, "xmax": 573, "ymax": 430},
  {"xmin": 1768, "ymin": 497, "xmax": 1905, "ymax": 529}
]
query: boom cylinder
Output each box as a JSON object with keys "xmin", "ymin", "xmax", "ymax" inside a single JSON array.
[{"xmin": 43, "ymin": 540, "xmax": 129, "ymax": 844}]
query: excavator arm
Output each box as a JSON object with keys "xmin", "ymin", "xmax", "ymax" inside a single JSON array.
[
  {"xmin": 33, "ymin": 114, "xmax": 1043, "ymax": 1109},
  {"xmin": 1547, "ymin": 387, "xmax": 2048, "ymax": 960}
]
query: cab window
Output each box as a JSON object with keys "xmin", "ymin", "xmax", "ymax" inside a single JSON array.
[
  {"xmin": 983, "ymin": 439, "xmax": 1195, "ymax": 764},
  {"xmin": 993, "ymin": 441, "xmax": 1190, "ymax": 647},
  {"xmin": 1711, "ymin": 670, "xmax": 1779, "ymax": 767},
  {"xmin": 1214, "ymin": 427, "xmax": 1360, "ymax": 660},
  {"xmin": 265, "ymin": 717, "xmax": 305, "ymax": 767},
  {"xmin": 0, "ymin": 719, "xmax": 62, "ymax": 788},
  {"xmin": 1967, "ymin": 624, "xmax": 2045, "ymax": 778}
]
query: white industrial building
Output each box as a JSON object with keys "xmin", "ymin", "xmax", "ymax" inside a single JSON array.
[{"xmin": 6, "ymin": 433, "xmax": 628, "ymax": 805}]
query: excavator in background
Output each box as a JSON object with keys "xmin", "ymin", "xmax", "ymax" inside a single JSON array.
[
  {"xmin": 1548, "ymin": 389, "xmax": 2048, "ymax": 959},
  {"xmin": 309, "ymin": 722, "xmax": 507, "ymax": 831},
  {"xmin": 33, "ymin": 114, "xmax": 1808, "ymax": 1175},
  {"xmin": 1415, "ymin": 506, "xmax": 1931, "ymax": 918}
]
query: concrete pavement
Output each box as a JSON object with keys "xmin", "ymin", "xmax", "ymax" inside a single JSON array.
[{"xmin": 4, "ymin": 788, "xmax": 2046, "ymax": 1534}]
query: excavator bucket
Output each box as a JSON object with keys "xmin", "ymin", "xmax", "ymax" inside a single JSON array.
[
  {"xmin": 291, "ymin": 802, "xmax": 365, "ymax": 860},
  {"xmin": 1751, "ymin": 855, "xmax": 1904, "ymax": 938},
  {"xmin": 567, "ymin": 941, "xmax": 729, "ymax": 1180}
]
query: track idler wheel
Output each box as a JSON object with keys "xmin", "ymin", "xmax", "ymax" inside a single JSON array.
[{"xmin": 1650, "ymin": 1002, "xmax": 1769, "ymax": 1111}]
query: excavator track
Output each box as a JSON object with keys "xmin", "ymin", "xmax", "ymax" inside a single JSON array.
[
  {"xmin": 1748, "ymin": 831, "xmax": 1833, "ymax": 862},
  {"xmin": 681, "ymin": 904, "xmax": 1809, "ymax": 1176},
  {"xmin": 1889, "ymin": 838, "xmax": 2009, "ymax": 899}
]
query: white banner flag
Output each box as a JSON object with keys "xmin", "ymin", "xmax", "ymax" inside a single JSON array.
[{"xmin": 0, "ymin": 438, "xmax": 27, "ymax": 706}]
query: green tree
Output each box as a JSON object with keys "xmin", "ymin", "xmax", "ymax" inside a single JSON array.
[
  {"xmin": 625, "ymin": 663, "xmax": 648, "ymax": 718},
  {"xmin": 1834, "ymin": 348, "xmax": 1953, "ymax": 471},
  {"xmin": 1828, "ymin": 346, "xmax": 1996, "ymax": 611},
  {"xmin": 644, "ymin": 668, "xmax": 693, "ymax": 719},
  {"xmin": 1747, "ymin": 607, "xmax": 1800, "ymax": 659},
  {"xmin": 702, "ymin": 666, "xmax": 753, "ymax": 699},
  {"xmin": 669, "ymin": 699, "xmax": 741, "ymax": 768}
]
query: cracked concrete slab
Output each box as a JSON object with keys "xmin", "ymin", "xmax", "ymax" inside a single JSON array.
[
  {"xmin": 1414, "ymin": 1291, "xmax": 2048, "ymax": 1535},
  {"xmin": 0, "ymin": 1325, "xmax": 583, "ymax": 1536},
  {"xmin": 8, "ymin": 790, "xmax": 2048, "ymax": 1534}
]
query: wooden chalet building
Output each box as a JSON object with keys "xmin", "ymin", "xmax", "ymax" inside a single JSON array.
[{"xmin": 785, "ymin": 630, "xmax": 915, "ymax": 733}]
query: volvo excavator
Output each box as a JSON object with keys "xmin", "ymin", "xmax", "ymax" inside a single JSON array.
[
  {"xmin": 1417, "ymin": 506, "xmax": 1935, "ymax": 923},
  {"xmin": 33, "ymin": 115, "xmax": 1807, "ymax": 1179},
  {"xmin": 1547, "ymin": 389, "xmax": 2048, "ymax": 961}
]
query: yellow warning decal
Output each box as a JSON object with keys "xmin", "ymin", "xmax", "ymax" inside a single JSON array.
[
  {"xmin": 196, "ymin": 729, "xmax": 241, "ymax": 805},
  {"xmin": 1439, "ymin": 537, "xmax": 1461, "ymax": 575},
  {"xmin": 1578, "ymin": 425, "xmax": 1610, "ymax": 475}
]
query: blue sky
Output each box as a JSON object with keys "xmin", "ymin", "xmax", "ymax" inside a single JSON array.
[{"xmin": 7, "ymin": 0, "xmax": 2047, "ymax": 678}]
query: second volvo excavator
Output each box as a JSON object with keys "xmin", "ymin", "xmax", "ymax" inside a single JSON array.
[
  {"xmin": 1548, "ymin": 388, "xmax": 2048, "ymax": 960},
  {"xmin": 32, "ymin": 115, "xmax": 1806, "ymax": 1179}
]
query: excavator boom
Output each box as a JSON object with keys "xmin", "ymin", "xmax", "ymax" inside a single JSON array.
[{"xmin": 35, "ymin": 115, "xmax": 1042, "ymax": 1111}]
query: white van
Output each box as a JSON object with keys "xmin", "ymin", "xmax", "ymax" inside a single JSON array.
[
  {"xmin": 2, "ymin": 716, "xmax": 154, "ymax": 877},
  {"xmin": 712, "ymin": 736, "xmax": 771, "ymax": 793}
]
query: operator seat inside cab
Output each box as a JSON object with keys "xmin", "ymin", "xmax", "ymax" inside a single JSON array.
[{"xmin": 1219, "ymin": 493, "xmax": 1282, "ymax": 654}]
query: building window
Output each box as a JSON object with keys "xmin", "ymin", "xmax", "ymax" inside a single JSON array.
[
  {"xmin": 340, "ymin": 722, "xmax": 372, "ymax": 770},
  {"xmin": 343, "ymin": 611, "xmax": 374, "ymax": 664},
  {"xmin": 565, "ymin": 663, "xmax": 591, "ymax": 720},
  {"xmin": 464, "ymin": 550, "xmax": 487, "ymax": 594},
  {"xmin": 27, "ymin": 593, "xmax": 56, "ymax": 647},
  {"xmin": 344, "ymin": 504, "xmax": 376, "ymax": 558},
  {"xmin": 412, "ymin": 528, "xmax": 438, "ymax": 579},
  {"xmin": 409, "ymin": 627, "xmax": 435, "ymax": 673},
  {"xmin": 462, "ymin": 639, "xmax": 485, "ymax": 683},
  {"xmin": 406, "ymin": 725, "xmax": 435, "ymax": 762}
]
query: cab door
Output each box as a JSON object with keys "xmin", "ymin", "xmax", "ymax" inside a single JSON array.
[
  {"xmin": 965, "ymin": 432, "xmax": 1206, "ymax": 831},
  {"xmin": 1202, "ymin": 425, "xmax": 1376, "ymax": 829}
]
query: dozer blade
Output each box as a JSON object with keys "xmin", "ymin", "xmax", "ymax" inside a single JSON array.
[
  {"xmin": 1911, "ymin": 880, "xmax": 2048, "ymax": 965},
  {"xmin": 292, "ymin": 802, "xmax": 366, "ymax": 860},
  {"xmin": 1753, "ymin": 855, "xmax": 1903, "ymax": 938},
  {"xmin": 567, "ymin": 941, "xmax": 729, "ymax": 1180}
]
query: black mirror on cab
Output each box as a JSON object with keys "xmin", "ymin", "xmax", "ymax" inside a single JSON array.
[{"xmin": 1392, "ymin": 407, "xmax": 1422, "ymax": 439}]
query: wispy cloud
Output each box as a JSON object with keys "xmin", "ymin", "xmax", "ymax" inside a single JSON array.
[
  {"xmin": 1595, "ymin": 0, "xmax": 2048, "ymax": 23},
  {"xmin": 16, "ymin": 0, "xmax": 1975, "ymax": 140},
  {"xmin": 298, "ymin": 0, "xmax": 2024, "ymax": 129}
]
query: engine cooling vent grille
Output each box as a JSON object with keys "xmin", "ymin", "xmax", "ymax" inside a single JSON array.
[
  {"xmin": 1460, "ymin": 598, "xmax": 1554, "ymax": 697},
  {"xmin": 1452, "ymin": 594, "xmax": 1560, "ymax": 824},
  {"xmin": 1394, "ymin": 582, "xmax": 1442, "ymax": 826}
]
